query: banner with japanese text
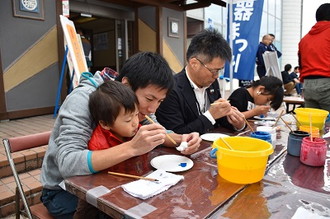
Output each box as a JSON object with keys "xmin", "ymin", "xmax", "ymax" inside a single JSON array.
[{"xmin": 224, "ymin": 0, "xmax": 264, "ymax": 80}]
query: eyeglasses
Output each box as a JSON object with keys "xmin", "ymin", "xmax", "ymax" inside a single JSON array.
[{"xmin": 195, "ymin": 57, "xmax": 224, "ymax": 77}]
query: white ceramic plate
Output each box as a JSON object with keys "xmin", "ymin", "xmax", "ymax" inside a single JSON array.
[
  {"xmin": 200, "ymin": 133, "xmax": 229, "ymax": 142},
  {"xmin": 150, "ymin": 155, "xmax": 194, "ymax": 172},
  {"xmin": 254, "ymin": 116, "xmax": 276, "ymax": 121}
]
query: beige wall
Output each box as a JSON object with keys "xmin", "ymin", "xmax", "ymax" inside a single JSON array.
[
  {"xmin": 138, "ymin": 19, "xmax": 157, "ymax": 52},
  {"xmin": 3, "ymin": 26, "xmax": 58, "ymax": 92}
]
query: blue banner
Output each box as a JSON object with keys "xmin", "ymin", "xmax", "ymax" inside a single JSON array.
[{"xmin": 224, "ymin": 0, "xmax": 264, "ymax": 80}]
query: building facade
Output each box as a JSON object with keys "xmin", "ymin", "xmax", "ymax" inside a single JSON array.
[
  {"xmin": 0, "ymin": 0, "xmax": 322, "ymax": 120},
  {"xmin": 1, "ymin": 0, "xmax": 226, "ymax": 120}
]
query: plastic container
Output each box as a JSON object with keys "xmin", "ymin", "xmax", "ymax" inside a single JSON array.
[
  {"xmin": 256, "ymin": 126, "xmax": 277, "ymax": 144},
  {"xmin": 287, "ymin": 131, "xmax": 309, "ymax": 156},
  {"xmin": 300, "ymin": 137, "xmax": 327, "ymax": 167},
  {"xmin": 250, "ymin": 131, "xmax": 272, "ymax": 144},
  {"xmin": 295, "ymin": 108, "xmax": 329, "ymax": 133},
  {"xmin": 210, "ymin": 137, "xmax": 273, "ymax": 184},
  {"xmin": 299, "ymin": 125, "xmax": 320, "ymax": 138}
]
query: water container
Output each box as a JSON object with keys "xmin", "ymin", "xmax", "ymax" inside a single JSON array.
[{"xmin": 250, "ymin": 131, "xmax": 272, "ymax": 144}]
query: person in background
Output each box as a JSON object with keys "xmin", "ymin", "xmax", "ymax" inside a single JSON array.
[
  {"xmin": 156, "ymin": 29, "xmax": 245, "ymax": 135},
  {"xmin": 298, "ymin": 3, "xmax": 330, "ymax": 112},
  {"xmin": 77, "ymin": 28, "xmax": 92, "ymax": 69},
  {"xmin": 256, "ymin": 34, "xmax": 273, "ymax": 78},
  {"xmin": 289, "ymin": 66, "xmax": 302, "ymax": 95},
  {"xmin": 40, "ymin": 52, "xmax": 201, "ymax": 218},
  {"xmin": 228, "ymin": 76, "xmax": 284, "ymax": 119},
  {"xmin": 268, "ymin": 33, "xmax": 282, "ymax": 58},
  {"xmin": 281, "ymin": 64, "xmax": 296, "ymax": 96}
]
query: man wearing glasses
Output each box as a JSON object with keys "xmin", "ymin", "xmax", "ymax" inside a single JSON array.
[{"xmin": 156, "ymin": 29, "xmax": 245, "ymax": 134}]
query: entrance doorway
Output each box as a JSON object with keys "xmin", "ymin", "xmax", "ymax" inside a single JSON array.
[{"xmin": 70, "ymin": 12, "xmax": 134, "ymax": 73}]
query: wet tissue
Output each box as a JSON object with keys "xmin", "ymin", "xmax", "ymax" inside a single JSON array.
[{"xmin": 121, "ymin": 169, "xmax": 184, "ymax": 199}]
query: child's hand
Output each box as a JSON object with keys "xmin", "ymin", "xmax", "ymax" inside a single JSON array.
[{"xmin": 255, "ymin": 105, "xmax": 271, "ymax": 116}]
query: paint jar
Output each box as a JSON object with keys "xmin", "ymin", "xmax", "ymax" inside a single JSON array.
[
  {"xmin": 287, "ymin": 131, "xmax": 310, "ymax": 156},
  {"xmin": 300, "ymin": 137, "xmax": 327, "ymax": 167},
  {"xmin": 256, "ymin": 126, "xmax": 277, "ymax": 145},
  {"xmin": 250, "ymin": 131, "xmax": 271, "ymax": 144},
  {"xmin": 299, "ymin": 125, "xmax": 320, "ymax": 138}
]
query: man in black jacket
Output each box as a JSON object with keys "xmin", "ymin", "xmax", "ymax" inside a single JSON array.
[{"xmin": 156, "ymin": 29, "xmax": 245, "ymax": 134}]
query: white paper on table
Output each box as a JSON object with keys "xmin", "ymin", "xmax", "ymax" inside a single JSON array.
[
  {"xmin": 121, "ymin": 169, "xmax": 184, "ymax": 200},
  {"xmin": 291, "ymin": 206, "xmax": 329, "ymax": 219}
]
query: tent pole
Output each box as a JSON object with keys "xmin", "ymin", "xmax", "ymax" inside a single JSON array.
[{"xmin": 229, "ymin": 0, "xmax": 234, "ymax": 94}]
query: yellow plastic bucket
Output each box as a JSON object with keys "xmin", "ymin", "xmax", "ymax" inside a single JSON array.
[
  {"xmin": 210, "ymin": 137, "xmax": 273, "ymax": 184},
  {"xmin": 295, "ymin": 108, "xmax": 328, "ymax": 132},
  {"xmin": 299, "ymin": 125, "xmax": 320, "ymax": 138}
]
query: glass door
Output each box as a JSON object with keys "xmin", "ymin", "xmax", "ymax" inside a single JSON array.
[{"xmin": 115, "ymin": 19, "xmax": 134, "ymax": 72}]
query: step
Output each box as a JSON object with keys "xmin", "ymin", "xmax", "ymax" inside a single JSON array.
[
  {"xmin": 0, "ymin": 169, "xmax": 43, "ymax": 218},
  {"xmin": 0, "ymin": 145, "xmax": 48, "ymax": 178},
  {"xmin": 0, "ymin": 114, "xmax": 55, "ymax": 218},
  {"xmin": 0, "ymin": 114, "xmax": 55, "ymax": 178}
]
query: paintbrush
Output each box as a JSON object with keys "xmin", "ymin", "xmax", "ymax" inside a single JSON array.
[
  {"xmin": 144, "ymin": 115, "xmax": 178, "ymax": 146},
  {"xmin": 108, "ymin": 171, "xmax": 159, "ymax": 182},
  {"xmin": 242, "ymin": 116, "xmax": 254, "ymax": 133},
  {"xmin": 273, "ymin": 110, "xmax": 284, "ymax": 127}
]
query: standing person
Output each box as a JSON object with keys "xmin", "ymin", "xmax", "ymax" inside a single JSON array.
[
  {"xmin": 281, "ymin": 64, "xmax": 296, "ymax": 96},
  {"xmin": 256, "ymin": 34, "xmax": 273, "ymax": 78},
  {"xmin": 228, "ymin": 76, "xmax": 284, "ymax": 119},
  {"xmin": 40, "ymin": 52, "xmax": 201, "ymax": 218},
  {"xmin": 268, "ymin": 33, "xmax": 282, "ymax": 58},
  {"xmin": 298, "ymin": 3, "xmax": 330, "ymax": 112},
  {"xmin": 156, "ymin": 29, "xmax": 245, "ymax": 135},
  {"xmin": 290, "ymin": 66, "xmax": 302, "ymax": 95}
]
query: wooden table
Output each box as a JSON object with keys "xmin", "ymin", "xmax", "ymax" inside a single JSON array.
[
  {"xmin": 283, "ymin": 96, "xmax": 305, "ymax": 113},
  {"xmin": 211, "ymin": 152, "xmax": 330, "ymax": 218},
  {"xmin": 65, "ymin": 129, "xmax": 248, "ymax": 218},
  {"xmin": 64, "ymin": 124, "xmax": 330, "ymax": 218}
]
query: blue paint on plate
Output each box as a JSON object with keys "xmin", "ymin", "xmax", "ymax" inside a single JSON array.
[{"xmin": 179, "ymin": 162, "xmax": 187, "ymax": 167}]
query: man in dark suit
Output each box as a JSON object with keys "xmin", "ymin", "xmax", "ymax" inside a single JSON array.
[
  {"xmin": 156, "ymin": 29, "xmax": 245, "ymax": 134},
  {"xmin": 268, "ymin": 34, "xmax": 282, "ymax": 59},
  {"xmin": 255, "ymin": 34, "xmax": 272, "ymax": 79}
]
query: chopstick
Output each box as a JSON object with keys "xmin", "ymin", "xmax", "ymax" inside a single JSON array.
[
  {"xmin": 108, "ymin": 171, "xmax": 159, "ymax": 182},
  {"xmin": 210, "ymin": 100, "xmax": 229, "ymax": 106},
  {"xmin": 242, "ymin": 116, "xmax": 254, "ymax": 133},
  {"xmin": 144, "ymin": 115, "xmax": 178, "ymax": 146},
  {"xmin": 211, "ymin": 102, "xmax": 221, "ymax": 106}
]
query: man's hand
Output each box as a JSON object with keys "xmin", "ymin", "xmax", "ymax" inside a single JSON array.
[
  {"xmin": 227, "ymin": 107, "xmax": 245, "ymax": 130},
  {"xmin": 129, "ymin": 123, "xmax": 166, "ymax": 156},
  {"xmin": 209, "ymin": 99, "xmax": 232, "ymax": 119},
  {"xmin": 180, "ymin": 132, "xmax": 201, "ymax": 155}
]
